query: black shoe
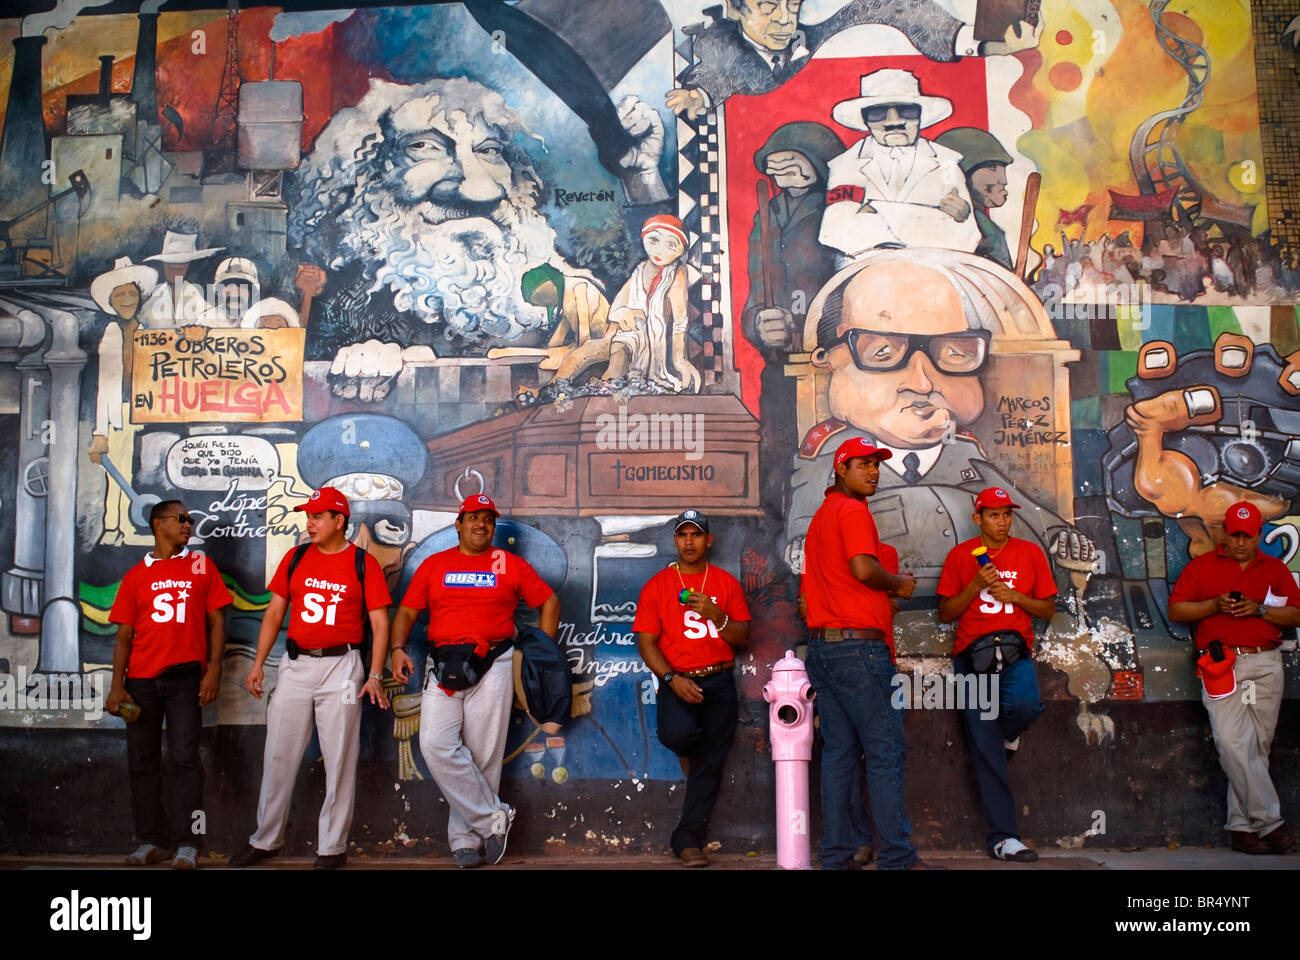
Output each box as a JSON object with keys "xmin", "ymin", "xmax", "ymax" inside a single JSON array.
[
  {"xmin": 313, "ymin": 853, "xmax": 347, "ymax": 870},
  {"xmin": 229, "ymin": 844, "xmax": 279, "ymax": 868}
]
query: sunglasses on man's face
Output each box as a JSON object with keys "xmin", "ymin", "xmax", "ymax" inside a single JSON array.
[
  {"xmin": 863, "ymin": 103, "xmax": 923, "ymax": 124},
  {"xmin": 161, "ymin": 514, "xmax": 194, "ymax": 525},
  {"xmin": 823, "ymin": 328, "xmax": 991, "ymax": 375}
]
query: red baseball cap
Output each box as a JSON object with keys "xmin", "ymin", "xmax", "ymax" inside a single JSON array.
[
  {"xmin": 294, "ymin": 486, "xmax": 350, "ymax": 517},
  {"xmin": 834, "ymin": 436, "xmax": 893, "ymax": 469},
  {"xmin": 458, "ymin": 494, "xmax": 500, "ymax": 518},
  {"xmin": 974, "ymin": 486, "xmax": 1020, "ymax": 510},
  {"xmin": 1223, "ymin": 501, "xmax": 1262, "ymax": 536}
]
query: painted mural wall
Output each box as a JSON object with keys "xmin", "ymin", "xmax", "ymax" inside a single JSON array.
[{"xmin": 1, "ymin": 0, "xmax": 1299, "ymax": 849}]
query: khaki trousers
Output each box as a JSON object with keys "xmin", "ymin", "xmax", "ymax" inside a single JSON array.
[
  {"xmin": 1202, "ymin": 647, "xmax": 1284, "ymax": 836},
  {"xmin": 249, "ymin": 650, "xmax": 363, "ymax": 856}
]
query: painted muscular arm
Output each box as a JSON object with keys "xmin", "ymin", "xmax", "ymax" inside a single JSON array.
[
  {"xmin": 637, "ymin": 630, "xmax": 702, "ymax": 704},
  {"xmin": 244, "ymin": 593, "xmax": 288, "ymax": 699},
  {"xmin": 199, "ymin": 608, "xmax": 226, "ymax": 707},
  {"xmin": 105, "ymin": 623, "xmax": 134, "ymax": 716}
]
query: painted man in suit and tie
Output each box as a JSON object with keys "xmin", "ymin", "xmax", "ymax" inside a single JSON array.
[{"xmin": 668, "ymin": 0, "xmax": 1040, "ymax": 118}]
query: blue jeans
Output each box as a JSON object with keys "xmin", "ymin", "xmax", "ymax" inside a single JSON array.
[
  {"xmin": 954, "ymin": 653, "xmax": 1044, "ymax": 849},
  {"xmin": 807, "ymin": 637, "xmax": 917, "ymax": 870}
]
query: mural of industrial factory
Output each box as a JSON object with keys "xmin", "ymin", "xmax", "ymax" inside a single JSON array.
[{"xmin": 0, "ymin": 0, "xmax": 1297, "ymax": 790}]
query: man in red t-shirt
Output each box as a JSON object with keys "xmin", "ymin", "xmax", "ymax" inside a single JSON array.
[
  {"xmin": 107, "ymin": 499, "xmax": 232, "ymax": 870},
  {"xmin": 1169, "ymin": 501, "xmax": 1300, "ymax": 855},
  {"xmin": 635, "ymin": 509, "xmax": 751, "ymax": 867},
  {"xmin": 391, "ymin": 494, "xmax": 560, "ymax": 868},
  {"xmin": 801, "ymin": 436, "xmax": 932, "ymax": 870},
  {"xmin": 232, "ymin": 486, "xmax": 393, "ymax": 870},
  {"xmin": 937, "ymin": 486, "xmax": 1054, "ymax": 862}
]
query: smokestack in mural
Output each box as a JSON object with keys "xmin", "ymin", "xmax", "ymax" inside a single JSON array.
[
  {"xmin": 131, "ymin": 12, "xmax": 160, "ymax": 125},
  {"xmin": 0, "ymin": 36, "xmax": 50, "ymax": 220},
  {"xmin": 96, "ymin": 55, "xmax": 114, "ymax": 101}
]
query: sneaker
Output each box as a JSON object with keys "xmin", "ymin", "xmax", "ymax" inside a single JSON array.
[
  {"xmin": 229, "ymin": 844, "xmax": 279, "ymax": 868},
  {"xmin": 453, "ymin": 847, "xmax": 484, "ymax": 869},
  {"xmin": 677, "ymin": 847, "xmax": 708, "ymax": 867},
  {"xmin": 171, "ymin": 845, "xmax": 198, "ymax": 870},
  {"xmin": 124, "ymin": 843, "xmax": 170, "ymax": 866},
  {"xmin": 484, "ymin": 804, "xmax": 516, "ymax": 865},
  {"xmin": 991, "ymin": 838, "xmax": 1038, "ymax": 862},
  {"xmin": 1004, "ymin": 736, "xmax": 1021, "ymax": 761},
  {"xmin": 313, "ymin": 853, "xmax": 347, "ymax": 870}
]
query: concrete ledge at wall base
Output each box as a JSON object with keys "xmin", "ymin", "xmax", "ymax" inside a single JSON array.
[{"xmin": 1, "ymin": 848, "xmax": 1297, "ymax": 870}]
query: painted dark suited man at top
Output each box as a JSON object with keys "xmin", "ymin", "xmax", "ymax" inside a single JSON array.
[
  {"xmin": 783, "ymin": 249, "xmax": 1098, "ymax": 619},
  {"xmin": 668, "ymin": 0, "xmax": 1043, "ymax": 118}
]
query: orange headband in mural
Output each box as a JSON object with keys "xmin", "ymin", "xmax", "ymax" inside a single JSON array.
[{"xmin": 640, "ymin": 214, "xmax": 687, "ymax": 247}]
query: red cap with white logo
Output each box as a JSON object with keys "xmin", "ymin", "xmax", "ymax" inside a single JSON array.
[
  {"xmin": 458, "ymin": 494, "xmax": 500, "ymax": 518},
  {"xmin": 833, "ymin": 436, "xmax": 893, "ymax": 469},
  {"xmin": 974, "ymin": 486, "xmax": 1020, "ymax": 510},
  {"xmin": 293, "ymin": 486, "xmax": 350, "ymax": 517},
  {"xmin": 1223, "ymin": 501, "xmax": 1262, "ymax": 536}
]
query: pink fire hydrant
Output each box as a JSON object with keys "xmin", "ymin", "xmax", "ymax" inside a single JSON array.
[{"xmin": 762, "ymin": 649, "xmax": 815, "ymax": 870}]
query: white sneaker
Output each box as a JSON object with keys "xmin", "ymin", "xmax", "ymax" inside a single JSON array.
[
  {"xmin": 991, "ymin": 837, "xmax": 1038, "ymax": 862},
  {"xmin": 172, "ymin": 845, "xmax": 198, "ymax": 870},
  {"xmin": 124, "ymin": 843, "xmax": 170, "ymax": 866}
]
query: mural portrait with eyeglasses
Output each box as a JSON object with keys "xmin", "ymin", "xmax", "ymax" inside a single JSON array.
[{"xmin": 783, "ymin": 248, "xmax": 1104, "ymax": 671}]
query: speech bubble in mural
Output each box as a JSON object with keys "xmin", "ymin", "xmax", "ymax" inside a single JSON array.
[{"xmin": 166, "ymin": 435, "xmax": 295, "ymax": 492}]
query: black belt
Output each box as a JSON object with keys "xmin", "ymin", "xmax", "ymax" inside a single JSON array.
[
  {"xmin": 286, "ymin": 638, "xmax": 360, "ymax": 660},
  {"xmin": 810, "ymin": 628, "xmax": 886, "ymax": 642}
]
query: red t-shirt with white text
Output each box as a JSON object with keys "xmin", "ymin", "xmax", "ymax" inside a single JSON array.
[
  {"xmin": 937, "ymin": 536, "xmax": 1056, "ymax": 653},
  {"xmin": 269, "ymin": 544, "xmax": 392, "ymax": 649},
  {"xmin": 802, "ymin": 490, "xmax": 892, "ymax": 642},
  {"xmin": 400, "ymin": 547, "xmax": 553, "ymax": 644},
  {"xmin": 109, "ymin": 549, "xmax": 233, "ymax": 678},
  {"xmin": 633, "ymin": 564, "xmax": 751, "ymax": 671}
]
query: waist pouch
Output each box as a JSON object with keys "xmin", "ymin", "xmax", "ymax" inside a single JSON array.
[
  {"xmin": 965, "ymin": 631, "xmax": 1027, "ymax": 674},
  {"xmin": 429, "ymin": 639, "xmax": 512, "ymax": 692}
]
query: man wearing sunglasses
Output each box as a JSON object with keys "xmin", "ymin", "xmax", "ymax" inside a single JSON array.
[
  {"xmin": 819, "ymin": 68, "xmax": 981, "ymax": 258},
  {"xmin": 106, "ymin": 500, "xmax": 232, "ymax": 870},
  {"xmin": 784, "ymin": 250, "xmax": 1096, "ymax": 607}
]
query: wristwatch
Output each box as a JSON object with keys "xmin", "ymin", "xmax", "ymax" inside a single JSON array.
[
  {"xmin": 662, "ymin": 671, "xmax": 676, "ymax": 686},
  {"xmin": 1255, "ymin": 605, "xmax": 1268, "ymax": 618}
]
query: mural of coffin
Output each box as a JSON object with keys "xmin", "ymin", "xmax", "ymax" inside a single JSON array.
[{"xmin": 420, "ymin": 395, "xmax": 761, "ymax": 516}]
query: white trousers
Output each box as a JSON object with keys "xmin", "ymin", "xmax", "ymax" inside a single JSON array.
[
  {"xmin": 1203, "ymin": 648, "xmax": 1284, "ymax": 836},
  {"xmin": 418, "ymin": 657, "xmax": 514, "ymax": 852},
  {"xmin": 250, "ymin": 650, "xmax": 362, "ymax": 857}
]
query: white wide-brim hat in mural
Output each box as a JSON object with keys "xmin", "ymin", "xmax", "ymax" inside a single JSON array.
[
  {"xmin": 144, "ymin": 230, "xmax": 225, "ymax": 264},
  {"xmin": 215, "ymin": 256, "xmax": 259, "ymax": 286},
  {"xmin": 831, "ymin": 68, "xmax": 953, "ymax": 132},
  {"xmin": 240, "ymin": 297, "xmax": 302, "ymax": 328},
  {"xmin": 90, "ymin": 256, "xmax": 159, "ymax": 314}
]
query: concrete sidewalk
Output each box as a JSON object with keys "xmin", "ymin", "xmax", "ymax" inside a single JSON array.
[{"xmin": 3, "ymin": 846, "xmax": 1297, "ymax": 870}]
